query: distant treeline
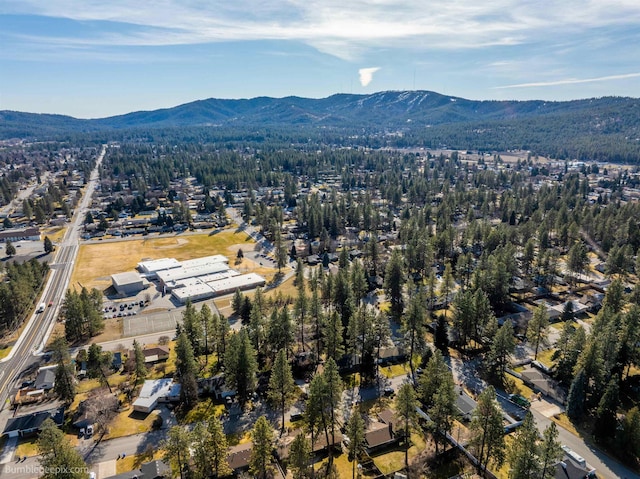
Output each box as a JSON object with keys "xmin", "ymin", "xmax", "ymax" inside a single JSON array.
[{"xmin": 0, "ymin": 258, "xmax": 49, "ymax": 334}]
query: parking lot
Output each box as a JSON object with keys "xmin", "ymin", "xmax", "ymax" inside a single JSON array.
[{"xmin": 102, "ymin": 299, "xmax": 148, "ymax": 320}]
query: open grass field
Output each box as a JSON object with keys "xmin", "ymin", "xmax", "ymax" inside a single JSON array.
[
  {"xmin": 88, "ymin": 317, "xmax": 125, "ymax": 343},
  {"xmin": 103, "ymin": 409, "xmax": 161, "ymax": 440},
  {"xmin": 47, "ymin": 316, "xmax": 124, "ymax": 348},
  {"xmin": 505, "ymin": 375, "xmax": 534, "ymax": 399},
  {"xmin": 70, "ymin": 230, "xmax": 255, "ymax": 291},
  {"xmin": 381, "ymin": 362, "xmax": 410, "ymax": 379},
  {"xmin": 43, "ymin": 226, "xmax": 66, "ymax": 243},
  {"xmin": 373, "ymin": 432, "xmax": 428, "ymax": 475},
  {"xmin": 181, "ymin": 397, "xmax": 225, "ymax": 424},
  {"xmin": 536, "ymin": 348, "xmax": 556, "ymax": 368},
  {"xmin": 14, "ymin": 438, "xmax": 39, "ymax": 458}
]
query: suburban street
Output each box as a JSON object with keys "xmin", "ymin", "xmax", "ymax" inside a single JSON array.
[
  {"xmin": 530, "ymin": 404, "xmax": 640, "ymax": 479},
  {"xmin": 447, "ymin": 354, "xmax": 639, "ymax": 479},
  {"xmin": 0, "ymin": 145, "xmax": 106, "ymax": 410}
]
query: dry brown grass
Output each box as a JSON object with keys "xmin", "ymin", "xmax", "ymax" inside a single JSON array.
[
  {"xmin": 46, "ymin": 317, "xmax": 123, "ymax": 348},
  {"xmin": 88, "ymin": 317, "xmax": 124, "ymax": 343},
  {"xmin": 71, "ymin": 230, "xmax": 255, "ymax": 291},
  {"xmin": 43, "ymin": 226, "xmax": 66, "ymax": 243},
  {"xmin": 103, "ymin": 408, "xmax": 161, "ymax": 440}
]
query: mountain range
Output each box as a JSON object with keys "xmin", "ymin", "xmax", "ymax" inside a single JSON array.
[{"xmin": 2, "ymin": 90, "xmax": 640, "ymax": 161}]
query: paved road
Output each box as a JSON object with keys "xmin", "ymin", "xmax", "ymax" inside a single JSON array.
[
  {"xmin": 0, "ymin": 174, "xmax": 49, "ymax": 218},
  {"xmin": 446, "ymin": 354, "xmax": 639, "ymax": 479},
  {"xmin": 0, "ymin": 427, "xmax": 173, "ymax": 479},
  {"xmin": 0, "ymin": 146, "xmax": 106, "ymax": 411},
  {"xmin": 530, "ymin": 403, "xmax": 639, "ymax": 479}
]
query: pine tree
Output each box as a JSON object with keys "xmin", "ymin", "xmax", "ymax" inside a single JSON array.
[
  {"xmin": 402, "ymin": 288, "xmax": 426, "ymax": 375},
  {"xmin": 346, "ymin": 411, "xmax": 365, "ymax": 479},
  {"xmin": 567, "ymin": 369, "xmax": 587, "ymax": 420},
  {"xmin": 594, "ymin": 378, "xmax": 620, "ymax": 439},
  {"xmin": 182, "ymin": 300, "xmax": 203, "ymax": 355},
  {"xmin": 440, "ymin": 261, "xmax": 455, "ymax": 315},
  {"xmin": 133, "ymin": 339, "xmax": 147, "ymax": 385},
  {"xmin": 190, "ymin": 422, "xmax": 212, "ymax": 479},
  {"xmin": 487, "ymin": 321, "xmax": 515, "ymax": 383},
  {"xmin": 52, "ymin": 336, "xmax": 76, "ymax": 403},
  {"xmin": 250, "ymin": 416, "xmax": 274, "ymax": 479},
  {"xmin": 305, "ymin": 373, "xmax": 327, "ymax": 457},
  {"xmin": 200, "ymin": 303, "xmax": 214, "ymax": 366},
  {"xmin": 175, "ymin": 331, "xmax": 199, "ymax": 408},
  {"xmin": 294, "ymin": 274, "xmax": 308, "ymax": 352},
  {"xmin": 232, "ymin": 289, "xmax": 243, "ymax": 316},
  {"xmin": 539, "ymin": 422, "xmax": 563, "ymax": 479},
  {"xmin": 162, "ymin": 425, "xmax": 191, "ymax": 479},
  {"xmin": 268, "ymin": 307, "xmax": 293, "ymax": 359},
  {"xmin": 213, "ymin": 312, "xmax": 230, "ymax": 362},
  {"xmin": 44, "ymin": 236, "xmax": 54, "ymax": 254},
  {"xmin": 208, "ymin": 416, "xmax": 232, "ymax": 477},
  {"xmin": 324, "ymin": 310, "xmax": 345, "ymax": 362},
  {"xmin": 507, "ymin": 413, "xmax": 541, "ymax": 479},
  {"xmin": 470, "ymin": 386, "xmax": 505, "ymax": 475},
  {"xmin": 567, "ymin": 241, "xmax": 589, "ymax": 285},
  {"xmin": 429, "ymin": 371, "xmax": 457, "ymax": 455},
  {"xmin": 528, "ymin": 304, "xmax": 549, "ymax": 360},
  {"xmin": 350, "ymin": 260, "xmax": 368, "ymax": 306},
  {"xmin": 418, "ymin": 349, "xmax": 448, "ymax": 408},
  {"xmin": 38, "ymin": 418, "xmax": 88, "ymax": 479},
  {"xmin": 5, "ymin": 240, "xmax": 16, "ymax": 257},
  {"xmin": 225, "ymin": 329, "xmax": 258, "ymax": 404},
  {"xmin": 395, "ymin": 383, "xmax": 419, "ymax": 470},
  {"xmin": 268, "ymin": 349, "xmax": 297, "ymax": 435},
  {"xmin": 289, "ymin": 433, "xmax": 312, "ymax": 479},
  {"xmin": 276, "ymin": 231, "xmax": 288, "ymax": 274},
  {"xmin": 434, "ymin": 314, "xmax": 449, "ymax": 355},
  {"xmin": 347, "ymin": 306, "xmax": 374, "ymax": 376},
  {"xmin": 323, "ymin": 357, "xmax": 343, "ymax": 464},
  {"xmin": 384, "ymin": 249, "xmax": 405, "ymax": 320},
  {"xmin": 452, "ymin": 289, "xmax": 474, "ymax": 350}
]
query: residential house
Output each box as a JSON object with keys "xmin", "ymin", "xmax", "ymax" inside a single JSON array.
[
  {"xmin": 363, "ymin": 421, "xmax": 398, "ymax": 454},
  {"xmin": 139, "ymin": 345, "xmax": 170, "ymax": 364},
  {"xmin": 227, "ymin": 442, "xmax": 252, "ymax": 473},
  {"xmin": 132, "ymin": 379, "xmax": 181, "ymax": 413},
  {"xmin": 34, "ymin": 368, "xmax": 56, "ymax": 390},
  {"xmin": 73, "ymin": 394, "xmax": 119, "ymax": 429},
  {"xmin": 2, "ymin": 407, "xmax": 64, "ymax": 438}
]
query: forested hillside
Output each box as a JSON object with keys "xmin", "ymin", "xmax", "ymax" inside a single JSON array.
[{"xmin": 2, "ymin": 91, "xmax": 639, "ymax": 162}]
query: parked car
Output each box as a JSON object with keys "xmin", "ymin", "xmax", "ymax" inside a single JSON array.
[
  {"xmin": 509, "ymin": 393, "xmax": 530, "ymax": 409},
  {"xmin": 86, "ymin": 425, "xmax": 94, "ymax": 438}
]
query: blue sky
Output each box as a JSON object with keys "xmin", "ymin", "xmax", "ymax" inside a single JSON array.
[{"xmin": 1, "ymin": 0, "xmax": 640, "ymax": 118}]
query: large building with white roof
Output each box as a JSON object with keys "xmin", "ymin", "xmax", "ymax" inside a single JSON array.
[
  {"xmin": 111, "ymin": 271, "xmax": 148, "ymax": 295},
  {"xmin": 135, "ymin": 255, "xmax": 264, "ymax": 304},
  {"xmin": 137, "ymin": 258, "xmax": 181, "ymax": 278},
  {"xmin": 171, "ymin": 272, "xmax": 266, "ymax": 303}
]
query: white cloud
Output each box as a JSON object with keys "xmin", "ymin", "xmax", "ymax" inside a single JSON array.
[
  {"xmin": 359, "ymin": 67, "xmax": 380, "ymax": 87},
  {"xmin": 495, "ymin": 72, "xmax": 640, "ymax": 89},
  {"xmin": 2, "ymin": 1, "xmax": 640, "ymax": 60}
]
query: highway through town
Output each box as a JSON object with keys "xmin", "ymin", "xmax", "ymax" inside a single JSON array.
[{"xmin": 0, "ymin": 145, "xmax": 106, "ymax": 410}]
